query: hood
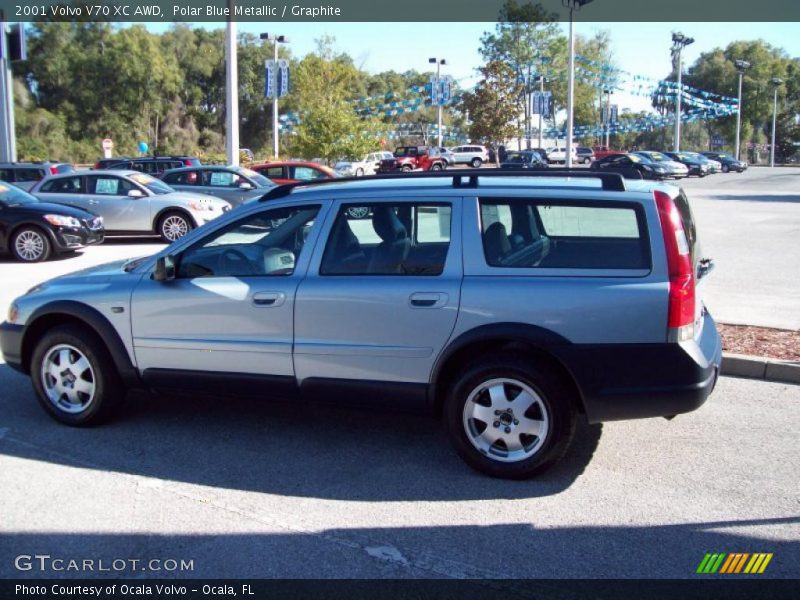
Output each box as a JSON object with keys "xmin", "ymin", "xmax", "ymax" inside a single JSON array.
[
  {"xmin": 28, "ymin": 258, "xmax": 135, "ymax": 294},
  {"xmin": 11, "ymin": 201, "xmax": 97, "ymax": 220}
]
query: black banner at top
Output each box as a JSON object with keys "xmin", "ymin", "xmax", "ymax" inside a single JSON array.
[{"xmin": 0, "ymin": 0, "xmax": 799, "ymax": 22}]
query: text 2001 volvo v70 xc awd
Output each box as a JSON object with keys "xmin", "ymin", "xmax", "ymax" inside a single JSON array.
[{"xmin": 0, "ymin": 171, "xmax": 721, "ymax": 479}]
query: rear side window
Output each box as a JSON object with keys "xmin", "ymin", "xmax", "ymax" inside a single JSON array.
[
  {"xmin": 480, "ymin": 200, "xmax": 649, "ymax": 270},
  {"xmin": 321, "ymin": 202, "xmax": 451, "ymax": 276},
  {"xmin": 39, "ymin": 176, "xmax": 83, "ymax": 194},
  {"xmin": 15, "ymin": 168, "xmax": 45, "ymax": 182}
]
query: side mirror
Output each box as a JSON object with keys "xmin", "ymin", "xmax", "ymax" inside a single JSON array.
[
  {"xmin": 153, "ymin": 255, "xmax": 176, "ymax": 282},
  {"xmin": 128, "ymin": 189, "xmax": 146, "ymax": 198},
  {"xmin": 239, "ymin": 182, "xmax": 254, "ymax": 190}
]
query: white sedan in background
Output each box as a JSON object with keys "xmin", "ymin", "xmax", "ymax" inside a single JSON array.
[{"xmin": 334, "ymin": 151, "xmax": 394, "ymax": 177}]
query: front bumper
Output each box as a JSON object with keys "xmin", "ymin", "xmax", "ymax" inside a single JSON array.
[
  {"xmin": 555, "ymin": 311, "xmax": 722, "ymax": 423},
  {"xmin": 0, "ymin": 321, "xmax": 24, "ymax": 373},
  {"xmin": 52, "ymin": 226, "xmax": 104, "ymax": 252}
]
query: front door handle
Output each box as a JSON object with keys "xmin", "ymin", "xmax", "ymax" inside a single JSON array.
[
  {"xmin": 409, "ymin": 292, "xmax": 447, "ymax": 308},
  {"xmin": 252, "ymin": 292, "xmax": 286, "ymax": 307}
]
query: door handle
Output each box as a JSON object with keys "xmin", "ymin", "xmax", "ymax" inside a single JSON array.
[
  {"xmin": 88, "ymin": 199, "xmax": 99, "ymax": 204},
  {"xmin": 409, "ymin": 293, "xmax": 447, "ymax": 308},
  {"xmin": 252, "ymin": 292, "xmax": 286, "ymax": 307}
]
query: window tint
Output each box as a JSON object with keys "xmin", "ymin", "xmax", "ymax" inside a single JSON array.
[
  {"xmin": 0, "ymin": 169, "xmax": 13, "ymax": 181},
  {"xmin": 163, "ymin": 171, "xmax": 199, "ymax": 185},
  {"xmin": 321, "ymin": 203, "xmax": 451, "ymax": 276},
  {"xmin": 480, "ymin": 200, "xmax": 648, "ymax": 270},
  {"xmin": 262, "ymin": 167, "xmax": 284, "ymax": 179},
  {"xmin": 40, "ymin": 176, "xmax": 83, "ymax": 193},
  {"xmin": 15, "ymin": 168, "xmax": 45, "ymax": 182},
  {"xmin": 177, "ymin": 206, "xmax": 320, "ymax": 279}
]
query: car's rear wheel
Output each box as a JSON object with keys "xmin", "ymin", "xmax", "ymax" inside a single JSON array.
[
  {"xmin": 471, "ymin": 158, "xmax": 483, "ymax": 168},
  {"xmin": 444, "ymin": 354, "xmax": 576, "ymax": 479},
  {"xmin": 430, "ymin": 163, "xmax": 443, "ymax": 171},
  {"xmin": 31, "ymin": 324, "xmax": 123, "ymax": 426},
  {"xmin": 158, "ymin": 211, "xmax": 193, "ymax": 243},
  {"xmin": 355, "ymin": 167, "xmax": 364, "ymax": 177},
  {"xmin": 583, "ymin": 157, "xmax": 592, "ymax": 165},
  {"xmin": 401, "ymin": 165, "xmax": 412, "ymax": 172},
  {"xmin": 11, "ymin": 227, "xmax": 52, "ymax": 263},
  {"xmin": 722, "ymin": 164, "xmax": 730, "ymax": 173}
]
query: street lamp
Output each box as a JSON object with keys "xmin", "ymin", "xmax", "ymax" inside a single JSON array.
[
  {"xmin": 261, "ymin": 33, "xmax": 290, "ymax": 159},
  {"xmin": 603, "ymin": 88, "xmax": 614, "ymax": 148},
  {"xmin": 563, "ymin": 0, "xmax": 594, "ymax": 169},
  {"xmin": 429, "ymin": 58, "xmax": 447, "ymax": 147},
  {"xmin": 734, "ymin": 59, "xmax": 750, "ymax": 161},
  {"xmin": 770, "ymin": 77, "xmax": 783, "ymax": 168},
  {"xmin": 671, "ymin": 31, "xmax": 695, "ymax": 152}
]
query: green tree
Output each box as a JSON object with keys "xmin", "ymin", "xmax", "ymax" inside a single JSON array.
[{"xmin": 460, "ymin": 61, "xmax": 522, "ymax": 159}]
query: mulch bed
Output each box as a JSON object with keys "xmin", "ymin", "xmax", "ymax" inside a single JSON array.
[{"xmin": 718, "ymin": 323, "xmax": 800, "ymax": 362}]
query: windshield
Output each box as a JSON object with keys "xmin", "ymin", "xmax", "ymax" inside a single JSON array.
[
  {"xmin": 0, "ymin": 182, "xmax": 39, "ymax": 206},
  {"xmin": 716, "ymin": 154, "xmax": 733, "ymax": 160},
  {"xmin": 643, "ymin": 152, "xmax": 668, "ymax": 161},
  {"xmin": 236, "ymin": 168, "xmax": 273, "ymax": 187},
  {"xmin": 129, "ymin": 173, "xmax": 174, "ymax": 195},
  {"xmin": 506, "ymin": 152, "xmax": 530, "ymax": 163}
]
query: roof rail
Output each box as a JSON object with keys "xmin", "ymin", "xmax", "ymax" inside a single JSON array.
[{"xmin": 258, "ymin": 168, "xmax": 627, "ymax": 202}]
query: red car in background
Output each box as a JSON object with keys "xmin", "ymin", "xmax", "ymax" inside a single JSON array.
[{"xmin": 249, "ymin": 161, "xmax": 337, "ymax": 185}]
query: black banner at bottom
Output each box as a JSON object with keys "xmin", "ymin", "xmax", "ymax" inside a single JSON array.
[{"xmin": 2, "ymin": 579, "xmax": 800, "ymax": 600}]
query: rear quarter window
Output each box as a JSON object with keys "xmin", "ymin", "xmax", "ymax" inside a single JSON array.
[{"xmin": 480, "ymin": 199, "xmax": 650, "ymax": 270}]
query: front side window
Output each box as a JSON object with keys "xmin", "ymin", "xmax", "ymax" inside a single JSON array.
[
  {"xmin": 89, "ymin": 176, "xmax": 135, "ymax": 196},
  {"xmin": 163, "ymin": 171, "xmax": 199, "ymax": 185},
  {"xmin": 177, "ymin": 206, "xmax": 320, "ymax": 279},
  {"xmin": 480, "ymin": 200, "xmax": 648, "ymax": 270},
  {"xmin": 321, "ymin": 202, "xmax": 451, "ymax": 276},
  {"xmin": 293, "ymin": 166, "xmax": 327, "ymax": 181},
  {"xmin": 207, "ymin": 170, "xmax": 240, "ymax": 187}
]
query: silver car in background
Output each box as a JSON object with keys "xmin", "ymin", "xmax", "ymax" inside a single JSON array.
[
  {"xmin": 162, "ymin": 165, "xmax": 276, "ymax": 207},
  {"xmin": 30, "ymin": 170, "xmax": 230, "ymax": 242}
]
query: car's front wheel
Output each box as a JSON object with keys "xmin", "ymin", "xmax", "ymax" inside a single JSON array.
[
  {"xmin": 31, "ymin": 324, "xmax": 123, "ymax": 426},
  {"xmin": 355, "ymin": 167, "xmax": 364, "ymax": 177},
  {"xmin": 722, "ymin": 164, "xmax": 730, "ymax": 173},
  {"xmin": 471, "ymin": 158, "xmax": 483, "ymax": 168},
  {"xmin": 158, "ymin": 212, "xmax": 193, "ymax": 243},
  {"xmin": 430, "ymin": 163, "xmax": 443, "ymax": 171},
  {"xmin": 401, "ymin": 165, "xmax": 412, "ymax": 172},
  {"xmin": 11, "ymin": 227, "xmax": 52, "ymax": 262},
  {"xmin": 444, "ymin": 354, "xmax": 576, "ymax": 479}
]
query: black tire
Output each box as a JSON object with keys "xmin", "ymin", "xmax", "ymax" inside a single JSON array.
[
  {"xmin": 401, "ymin": 165, "xmax": 412, "ymax": 172},
  {"xmin": 158, "ymin": 211, "xmax": 193, "ymax": 243},
  {"xmin": 444, "ymin": 354, "xmax": 577, "ymax": 479},
  {"xmin": 583, "ymin": 158, "xmax": 592, "ymax": 165},
  {"xmin": 355, "ymin": 167, "xmax": 364, "ymax": 177},
  {"xmin": 11, "ymin": 226, "xmax": 52, "ymax": 263},
  {"xmin": 471, "ymin": 158, "xmax": 483, "ymax": 168},
  {"xmin": 30, "ymin": 324, "xmax": 124, "ymax": 426},
  {"xmin": 722, "ymin": 164, "xmax": 730, "ymax": 173},
  {"xmin": 430, "ymin": 163, "xmax": 443, "ymax": 171}
]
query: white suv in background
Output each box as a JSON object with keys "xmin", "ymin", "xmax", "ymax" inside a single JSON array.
[
  {"xmin": 448, "ymin": 145, "xmax": 490, "ymax": 168},
  {"xmin": 546, "ymin": 146, "xmax": 579, "ymax": 164}
]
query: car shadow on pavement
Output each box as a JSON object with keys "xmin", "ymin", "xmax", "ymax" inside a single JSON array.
[
  {"xmin": 0, "ymin": 364, "xmax": 601, "ymax": 501},
  {"xmin": 0, "ymin": 250, "xmax": 85, "ymax": 264},
  {"xmin": 0, "ymin": 518, "xmax": 797, "ymax": 579},
  {"xmin": 710, "ymin": 194, "xmax": 800, "ymax": 204}
]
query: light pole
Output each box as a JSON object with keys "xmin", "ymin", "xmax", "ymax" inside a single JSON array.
[
  {"xmin": 734, "ymin": 59, "xmax": 750, "ymax": 161},
  {"xmin": 429, "ymin": 58, "xmax": 446, "ymax": 147},
  {"xmin": 563, "ymin": 0, "xmax": 594, "ymax": 169},
  {"xmin": 538, "ymin": 75, "xmax": 545, "ymax": 151},
  {"xmin": 261, "ymin": 33, "xmax": 289, "ymax": 159},
  {"xmin": 603, "ymin": 88, "xmax": 613, "ymax": 148},
  {"xmin": 225, "ymin": 16, "xmax": 239, "ymax": 166},
  {"xmin": 671, "ymin": 32, "xmax": 694, "ymax": 152},
  {"xmin": 770, "ymin": 77, "xmax": 783, "ymax": 168}
]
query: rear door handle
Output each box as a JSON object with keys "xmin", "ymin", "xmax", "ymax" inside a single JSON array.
[
  {"xmin": 252, "ymin": 292, "xmax": 286, "ymax": 307},
  {"xmin": 409, "ymin": 293, "xmax": 447, "ymax": 308}
]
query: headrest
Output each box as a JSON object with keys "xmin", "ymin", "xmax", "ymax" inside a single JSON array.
[{"xmin": 372, "ymin": 206, "xmax": 406, "ymax": 242}]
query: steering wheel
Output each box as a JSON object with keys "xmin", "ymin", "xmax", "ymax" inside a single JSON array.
[{"xmin": 220, "ymin": 248, "xmax": 255, "ymax": 276}]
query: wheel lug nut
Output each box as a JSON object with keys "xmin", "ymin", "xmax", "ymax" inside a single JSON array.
[
  {"xmin": 493, "ymin": 421, "xmax": 500, "ymax": 428},
  {"xmin": 504, "ymin": 427, "xmax": 511, "ymax": 433}
]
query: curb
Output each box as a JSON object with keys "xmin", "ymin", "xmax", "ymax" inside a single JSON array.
[{"xmin": 721, "ymin": 352, "xmax": 800, "ymax": 385}]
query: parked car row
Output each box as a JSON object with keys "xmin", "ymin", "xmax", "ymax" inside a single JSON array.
[{"xmin": 589, "ymin": 149, "xmax": 747, "ymax": 180}]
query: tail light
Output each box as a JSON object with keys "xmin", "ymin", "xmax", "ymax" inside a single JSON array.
[
  {"xmin": 94, "ymin": 162, "xmax": 101, "ymax": 170},
  {"xmin": 183, "ymin": 159, "xmax": 194, "ymax": 166},
  {"xmin": 654, "ymin": 190, "xmax": 695, "ymax": 341},
  {"xmin": 49, "ymin": 166, "xmax": 58, "ymax": 175}
]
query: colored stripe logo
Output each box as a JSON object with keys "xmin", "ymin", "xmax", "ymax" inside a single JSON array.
[{"xmin": 696, "ymin": 553, "xmax": 773, "ymax": 574}]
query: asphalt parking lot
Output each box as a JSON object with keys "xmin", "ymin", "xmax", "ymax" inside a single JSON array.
[{"xmin": 0, "ymin": 168, "xmax": 798, "ymax": 581}]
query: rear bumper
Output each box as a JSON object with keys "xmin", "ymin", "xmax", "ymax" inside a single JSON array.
[
  {"xmin": 555, "ymin": 312, "xmax": 722, "ymax": 423},
  {"xmin": 0, "ymin": 321, "xmax": 25, "ymax": 373}
]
